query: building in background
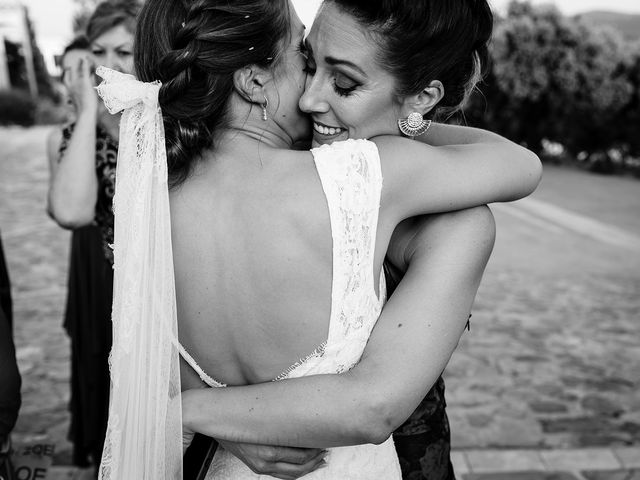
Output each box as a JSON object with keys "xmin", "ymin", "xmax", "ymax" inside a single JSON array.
[{"xmin": 0, "ymin": 0, "xmax": 52, "ymax": 98}]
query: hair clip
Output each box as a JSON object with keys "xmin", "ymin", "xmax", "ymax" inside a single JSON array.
[
  {"xmin": 249, "ymin": 47, "xmax": 255, "ymax": 51},
  {"xmin": 244, "ymin": 15, "xmax": 250, "ymax": 19}
]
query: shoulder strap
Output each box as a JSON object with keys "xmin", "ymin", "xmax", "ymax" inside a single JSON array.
[{"xmin": 311, "ymin": 139, "xmax": 383, "ymax": 346}]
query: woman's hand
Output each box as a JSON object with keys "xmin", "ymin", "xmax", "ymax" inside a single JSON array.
[
  {"xmin": 66, "ymin": 55, "xmax": 99, "ymax": 117},
  {"xmin": 217, "ymin": 440, "xmax": 326, "ymax": 480}
]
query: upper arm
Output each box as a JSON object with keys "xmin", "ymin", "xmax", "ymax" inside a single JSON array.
[
  {"xmin": 349, "ymin": 206, "xmax": 495, "ymax": 428},
  {"xmin": 373, "ymin": 135, "xmax": 542, "ymax": 221}
]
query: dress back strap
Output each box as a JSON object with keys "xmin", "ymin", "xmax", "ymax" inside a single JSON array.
[
  {"xmin": 311, "ymin": 139, "xmax": 383, "ymax": 348},
  {"xmin": 174, "ymin": 338, "xmax": 226, "ymax": 388}
]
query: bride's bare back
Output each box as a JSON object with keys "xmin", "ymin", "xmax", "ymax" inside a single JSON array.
[{"xmin": 172, "ymin": 140, "xmax": 389, "ymax": 389}]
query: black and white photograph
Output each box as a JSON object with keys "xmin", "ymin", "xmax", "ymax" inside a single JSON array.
[{"xmin": 0, "ymin": 0, "xmax": 638, "ymax": 479}]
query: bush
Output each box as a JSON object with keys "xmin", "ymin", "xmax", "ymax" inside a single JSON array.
[
  {"xmin": 463, "ymin": 0, "xmax": 638, "ymax": 175},
  {"xmin": 0, "ymin": 89, "xmax": 37, "ymax": 126}
]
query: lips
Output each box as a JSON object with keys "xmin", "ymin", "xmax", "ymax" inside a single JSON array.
[{"xmin": 313, "ymin": 121, "xmax": 346, "ymax": 137}]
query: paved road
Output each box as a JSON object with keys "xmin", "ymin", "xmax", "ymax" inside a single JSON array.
[
  {"xmin": 446, "ymin": 164, "xmax": 640, "ymax": 450},
  {"xmin": 0, "ymin": 127, "xmax": 638, "ymax": 466}
]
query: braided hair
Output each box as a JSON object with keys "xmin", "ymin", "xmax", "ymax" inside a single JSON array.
[{"xmin": 135, "ymin": 0, "xmax": 291, "ymax": 189}]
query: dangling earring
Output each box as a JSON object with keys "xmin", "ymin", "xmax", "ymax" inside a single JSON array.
[
  {"xmin": 398, "ymin": 112, "xmax": 432, "ymax": 138},
  {"xmin": 261, "ymin": 95, "xmax": 269, "ymax": 121}
]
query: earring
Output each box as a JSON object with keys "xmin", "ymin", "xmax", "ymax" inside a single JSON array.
[
  {"xmin": 261, "ymin": 95, "xmax": 269, "ymax": 121},
  {"xmin": 398, "ymin": 112, "xmax": 432, "ymax": 138}
]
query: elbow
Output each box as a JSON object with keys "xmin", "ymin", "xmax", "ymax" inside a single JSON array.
[
  {"xmin": 353, "ymin": 395, "xmax": 405, "ymax": 445},
  {"xmin": 523, "ymin": 149, "xmax": 543, "ymax": 196},
  {"xmin": 48, "ymin": 199, "xmax": 95, "ymax": 230}
]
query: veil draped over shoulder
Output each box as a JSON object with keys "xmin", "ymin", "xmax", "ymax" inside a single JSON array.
[{"xmin": 95, "ymin": 66, "xmax": 183, "ymax": 480}]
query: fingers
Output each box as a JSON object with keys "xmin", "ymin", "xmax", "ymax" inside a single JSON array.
[
  {"xmin": 269, "ymin": 446, "xmax": 326, "ymax": 465},
  {"xmin": 266, "ymin": 455, "xmax": 327, "ymax": 480},
  {"xmin": 75, "ymin": 57, "xmax": 85, "ymax": 83}
]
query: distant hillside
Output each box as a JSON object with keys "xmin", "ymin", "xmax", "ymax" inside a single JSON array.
[{"xmin": 577, "ymin": 11, "xmax": 640, "ymax": 41}]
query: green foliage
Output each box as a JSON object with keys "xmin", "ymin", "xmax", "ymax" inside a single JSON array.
[
  {"xmin": 0, "ymin": 89, "xmax": 37, "ymax": 127},
  {"xmin": 464, "ymin": 1, "xmax": 639, "ymax": 173}
]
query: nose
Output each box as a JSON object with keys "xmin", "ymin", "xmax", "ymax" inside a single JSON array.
[
  {"xmin": 299, "ymin": 74, "xmax": 330, "ymax": 115},
  {"xmin": 102, "ymin": 52, "xmax": 124, "ymax": 73}
]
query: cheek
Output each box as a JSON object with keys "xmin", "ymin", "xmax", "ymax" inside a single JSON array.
[
  {"xmin": 344, "ymin": 97, "xmax": 397, "ymax": 137},
  {"xmin": 122, "ymin": 57, "xmax": 135, "ymax": 74},
  {"xmin": 338, "ymin": 99, "xmax": 377, "ymax": 131}
]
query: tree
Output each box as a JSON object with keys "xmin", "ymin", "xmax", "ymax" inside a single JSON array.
[
  {"xmin": 23, "ymin": 9, "xmax": 55, "ymax": 99},
  {"xmin": 464, "ymin": 1, "xmax": 633, "ymax": 160}
]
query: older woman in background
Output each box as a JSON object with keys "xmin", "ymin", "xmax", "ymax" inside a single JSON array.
[{"xmin": 46, "ymin": 1, "xmax": 139, "ymax": 470}]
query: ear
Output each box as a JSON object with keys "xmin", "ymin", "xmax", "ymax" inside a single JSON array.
[
  {"xmin": 399, "ymin": 80, "xmax": 444, "ymax": 117},
  {"xmin": 232, "ymin": 65, "xmax": 273, "ymax": 104}
]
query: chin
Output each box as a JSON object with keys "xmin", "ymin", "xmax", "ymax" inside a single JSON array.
[{"xmin": 312, "ymin": 131, "xmax": 349, "ymax": 147}]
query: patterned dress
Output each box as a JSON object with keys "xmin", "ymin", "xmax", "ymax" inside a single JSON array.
[
  {"xmin": 60, "ymin": 123, "xmax": 117, "ymax": 265},
  {"xmin": 59, "ymin": 124, "xmax": 117, "ymax": 466}
]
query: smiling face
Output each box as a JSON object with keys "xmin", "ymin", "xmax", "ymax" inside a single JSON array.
[
  {"xmin": 90, "ymin": 24, "xmax": 135, "ymax": 75},
  {"xmin": 299, "ymin": 2, "xmax": 403, "ymax": 146}
]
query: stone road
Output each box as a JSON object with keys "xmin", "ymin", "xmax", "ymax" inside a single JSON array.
[{"xmin": 1, "ymin": 127, "xmax": 638, "ymax": 473}]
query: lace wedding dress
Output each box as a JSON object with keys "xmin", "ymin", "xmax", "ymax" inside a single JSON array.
[
  {"xmin": 96, "ymin": 67, "xmax": 401, "ymax": 479},
  {"xmin": 180, "ymin": 139, "xmax": 403, "ymax": 479}
]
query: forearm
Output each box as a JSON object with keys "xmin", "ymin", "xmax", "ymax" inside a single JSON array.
[
  {"xmin": 48, "ymin": 112, "xmax": 99, "ymax": 228},
  {"xmin": 184, "ymin": 372, "xmax": 382, "ymax": 449},
  {"xmin": 184, "ymin": 208, "xmax": 495, "ymax": 449},
  {"xmin": 419, "ymin": 122, "xmax": 513, "ymax": 147}
]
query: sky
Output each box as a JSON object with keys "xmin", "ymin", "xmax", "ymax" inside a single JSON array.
[{"xmin": 13, "ymin": 0, "xmax": 640, "ymax": 73}]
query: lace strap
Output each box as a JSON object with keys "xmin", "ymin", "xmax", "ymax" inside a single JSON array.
[
  {"xmin": 311, "ymin": 139, "xmax": 383, "ymax": 347},
  {"xmin": 175, "ymin": 339, "xmax": 226, "ymax": 388}
]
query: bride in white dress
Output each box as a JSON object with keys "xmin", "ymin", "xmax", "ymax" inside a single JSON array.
[{"xmin": 96, "ymin": 0, "xmax": 541, "ymax": 478}]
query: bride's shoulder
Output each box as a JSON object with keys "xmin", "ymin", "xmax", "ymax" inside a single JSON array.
[
  {"xmin": 310, "ymin": 139, "xmax": 381, "ymax": 170},
  {"xmin": 311, "ymin": 138, "xmax": 378, "ymax": 156}
]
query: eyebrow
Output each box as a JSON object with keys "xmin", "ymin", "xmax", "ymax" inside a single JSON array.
[
  {"xmin": 91, "ymin": 42, "xmax": 132, "ymax": 49},
  {"xmin": 325, "ymin": 56, "xmax": 366, "ymax": 77},
  {"xmin": 304, "ymin": 39, "xmax": 366, "ymax": 77}
]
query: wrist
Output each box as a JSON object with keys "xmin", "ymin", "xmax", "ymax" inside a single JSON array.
[
  {"xmin": 181, "ymin": 389, "xmax": 200, "ymax": 433},
  {"xmin": 77, "ymin": 106, "xmax": 98, "ymax": 123}
]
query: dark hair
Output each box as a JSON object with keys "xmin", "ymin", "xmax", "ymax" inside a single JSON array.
[
  {"xmin": 135, "ymin": 0, "xmax": 291, "ymax": 189},
  {"xmin": 86, "ymin": 0, "xmax": 140, "ymax": 44},
  {"xmin": 63, "ymin": 36, "xmax": 90, "ymax": 56},
  {"xmin": 60, "ymin": 36, "xmax": 90, "ymax": 82},
  {"xmin": 328, "ymin": 0, "xmax": 493, "ymax": 118}
]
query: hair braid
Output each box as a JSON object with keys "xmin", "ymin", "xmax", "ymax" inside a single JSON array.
[{"xmin": 135, "ymin": 0, "xmax": 291, "ymax": 189}]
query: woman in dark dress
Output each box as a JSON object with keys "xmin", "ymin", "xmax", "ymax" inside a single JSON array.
[
  {"xmin": 385, "ymin": 260, "xmax": 457, "ymax": 480},
  {"xmin": 46, "ymin": 1, "xmax": 138, "ymax": 469},
  {"xmin": 0, "ymin": 231, "xmax": 20, "ymax": 480}
]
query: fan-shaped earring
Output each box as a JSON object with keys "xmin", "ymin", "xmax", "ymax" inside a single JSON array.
[
  {"xmin": 398, "ymin": 112, "xmax": 432, "ymax": 138},
  {"xmin": 262, "ymin": 95, "xmax": 269, "ymax": 121}
]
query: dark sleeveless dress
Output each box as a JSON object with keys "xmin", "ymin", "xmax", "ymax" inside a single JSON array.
[
  {"xmin": 384, "ymin": 261, "xmax": 456, "ymax": 480},
  {"xmin": 59, "ymin": 124, "xmax": 117, "ymax": 467}
]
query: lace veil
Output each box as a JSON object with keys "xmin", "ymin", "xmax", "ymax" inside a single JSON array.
[{"xmin": 95, "ymin": 66, "xmax": 183, "ymax": 479}]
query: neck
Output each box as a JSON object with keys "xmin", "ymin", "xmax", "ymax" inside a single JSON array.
[
  {"xmin": 226, "ymin": 122, "xmax": 294, "ymax": 150},
  {"xmin": 226, "ymin": 93, "xmax": 295, "ymax": 150}
]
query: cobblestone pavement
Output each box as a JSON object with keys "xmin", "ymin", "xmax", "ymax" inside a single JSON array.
[{"xmin": 1, "ymin": 127, "xmax": 639, "ymax": 470}]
